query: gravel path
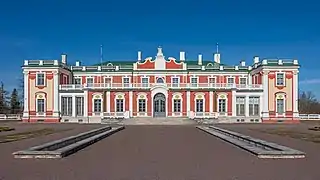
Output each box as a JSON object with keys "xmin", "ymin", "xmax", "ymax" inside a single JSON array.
[{"xmin": 0, "ymin": 125, "xmax": 319, "ymax": 180}]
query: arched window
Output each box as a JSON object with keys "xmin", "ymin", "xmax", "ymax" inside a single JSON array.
[{"xmin": 156, "ymin": 77, "xmax": 164, "ymax": 83}]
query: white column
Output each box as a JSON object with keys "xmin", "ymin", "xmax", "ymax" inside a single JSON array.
[
  {"xmin": 72, "ymin": 95, "xmax": 76, "ymax": 117},
  {"xmin": 106, "ymin": 91, "xmax": 111, "ymax": 113},
  {"xmin": 262, "ymin": 72, "xmax": 269, "ymax": 118},
  {"xmin": 232, "ymin": 90, "xmax": 236, "ymax": 116},
  {"xmin": 129, "ymin": 91, "xmax": 133, "ymax": 117},
  {"xmin": 187, "ymin": 91, "xmax": 191, "ymax": 116},
  {"xmin": 53, "ymin": 71, "xmax": 59, "ymax": 117},
  {"xmin": 23, "ymin": 71, "xmax": 29, "ymax": 117},
  {"xmin": 209, "ymin": 91, "xmax": 213, "ymax": 113},
  {"xmin": 293, "ymin": 72, "xmax": 299, "ymax": 117},
  {"xmin": 83, "ymin": 90, "xmax": 88, "ymax": 117},
  {"xmin": 245, "ymin": 96, "xmax": 249, "ymax": 117}
]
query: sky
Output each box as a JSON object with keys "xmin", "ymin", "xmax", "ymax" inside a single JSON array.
[{"xmin": 0, "ymin": 0, "xmax": 319, "ymax": 96}]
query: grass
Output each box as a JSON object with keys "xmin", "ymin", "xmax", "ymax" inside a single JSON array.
[
  {"xmin": 0, "ymin": 128, "xmax": 71, "ymax": 143},
  {"xmin": 252, "ymin": 128, "xmax": 320, "ymax": 143},
  {"xmin": 0, "ymin": 126, "xmax": 15, "ymax": 132}
]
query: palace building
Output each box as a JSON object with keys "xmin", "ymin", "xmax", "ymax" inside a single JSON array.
[{"xmin": 21, "ymin": 46, "xmax": 300, "ymax": 123}]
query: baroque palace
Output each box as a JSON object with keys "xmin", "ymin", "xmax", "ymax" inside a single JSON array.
[{"xmin": 22, "ymin": 46, "xmax": 300, "ymax": 123}]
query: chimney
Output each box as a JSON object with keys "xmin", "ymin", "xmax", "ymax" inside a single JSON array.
[
  {"xmin": 254, "ymin": 56, "xmax": 259, "ymax": 64},
  {"xmin": 61, "ymin": 54, "xmax": 67, "ymax": 64},
  {"xmin": 138, "ymin": 51, "xmax": 142, "ymax": 61},
  {"xmin": 75, "ymin": 60, "xmax": 80, "ymax": 66},
  {"xmin": 214, "ymin": 53, "xmax": 220, "ymax": 63},
  {"xmin": 198, "ymin": 54, "xmax": 202, "ymax": 65},
  {"xmin": 180, "ymin": 51, "xmax": 185, "ymax": 61},
  {"xmin": 240, "ymin": 60, "xmax": 246, "ymax": 66}
]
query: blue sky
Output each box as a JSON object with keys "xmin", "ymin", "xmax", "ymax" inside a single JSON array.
[{"xmin": 0, "ymin": 0, "xmax": 319, "ymax": 96}]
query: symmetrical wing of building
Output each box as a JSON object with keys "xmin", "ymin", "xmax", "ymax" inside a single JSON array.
[{"xmin": 22, "ymin": 47, "xmax": 300, "ymax": 123}]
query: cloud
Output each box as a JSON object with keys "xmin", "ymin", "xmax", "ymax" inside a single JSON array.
[{"xmin": 300, "ymin": 79, "xmax": 320, "ymax": 84}]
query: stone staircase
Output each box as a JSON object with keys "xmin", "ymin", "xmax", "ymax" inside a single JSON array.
[{"xmin": 121, "ymin": 117, "xmax": 197, "ymax": 125}]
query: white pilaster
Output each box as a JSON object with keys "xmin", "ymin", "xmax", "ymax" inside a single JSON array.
[
  {"xmin": 245, "ymin": 96, "xmax": 249, "ymax": 117},
  {"xmin": 232, "ymin": 90, "xmax": 236, "ymax": 116},
  {"xmin": 293, "ymin": 72, "xmax": 299, "ymax": 117},
  {"xmin": 262, "ymin": 71, "xmax": 269, "ymax": 118},
  {"xmin": 187, "ymin": 91, "xmax": 191, "ymax": 116},
  {"xmin": 23, "ymin": 71, "xmax": 29, "ymax": 117},
  {"xmin": 129, "ymin": 91, "xmax": 133, "ymax": 117},
  {"xmin": 83, "ymin": 90, "xmax": 88, "ymax": 117},
  {"xmin": 53, "ymin": 71, "xmax": 59, "ymax": 116},
  {"xmin": 209, "ymin": 91, "xmax": 213, "ymax": 113},
  {"xmin": 106, "ymin": 91, "xmax": 111, "ymax": 113},
  {"xmin": 72, "ymin": 95, "xmax": 76, "ymax": 117}
]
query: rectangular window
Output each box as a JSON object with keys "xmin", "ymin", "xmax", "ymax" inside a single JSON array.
[
  {"xmin": 239, "ymin": 78, "xmax": 247, "ymax": 85},
  {"xmin": 116, "ymin": 99, "xmax": 124, "ymax": 112},
  {"xmin": 236, "ymin": 97, "xmax": 245, "ymax": 116},
  {"xmin": 249, "ymin": 97, "xmax": 260, "ymax": 116},
  {"xmin": 277, "ymin": 99, "xmax": 285, "ymax": 114},
  {"xmin": 142, "ymin": 77, "xmax": 149, "ymax": 87},
  {"xmin": 37, "ymin": 99, "xmax": 45, "ymax": 113},
  {"xmin": 196, "ymin": 99, "xmax": 203, "ymax": 112},
  {"xmin": 36, "ymin": 73, "xmax": 45, "ymax": 86},
  {"xmin": 123, "ymin": 77, "xmax": 130, "ymax": 87},
  {"xmin": 138, "ymin": 99, "xmax": 146, "ymax": 112},
  {"xmin": 209, "ymin": 77, "xmax": 216, "ymax": 87},
  {"xmin": 74, "ymin": 78, "xmax": 81, "ymax": 84},
  {"xmin": 191, "ymin": 77, "xmax": 198, "ymax": 87},
  {"xmin": 61, "ymin": 97, "xmax": 72, "ymax": 116},
  {"xmin": 276, "ymin": 73, "xmax": 285, "ymax": 86},
  {"xmin": 87, "ymin": 77, "xmax": 94, "ymax": 87},
  {"xmin": 76, "ymin": 97, "xmax": 84, "ymax": 116},
  {"xmin": 173, "ymin": 99, "xmax": 181, "ymax": 112},
  {"xmin": 93, "ymin": 99, "xmax": 102, "ymax": 112},
  {"xmin": 172, "ymin": 77, "xmax": 179, "ymax": 87},
  {"xmin": 218, "ymin": 99, "xmax": 226, "ymax": 112}
]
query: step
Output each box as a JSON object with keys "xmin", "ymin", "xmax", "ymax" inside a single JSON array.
[
  {"xmin": 13, "ymin": 126, "xmax": 125, "ymax": 158},
  {"xmin": 197, "ymin": 126, "xmax": 305, "ymax": 159}
]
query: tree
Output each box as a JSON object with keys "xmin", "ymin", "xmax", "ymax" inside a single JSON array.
[
  {"xmin": 10, "ymin": 88, "xmax": 20, "ymax": 114},
  {"xmin": 0, "ymin": 82, "xmax": 9, "ymax": 114},
  {"xmin": 299, "ymin": 91, "xmax": 320, "ymax": 114}
]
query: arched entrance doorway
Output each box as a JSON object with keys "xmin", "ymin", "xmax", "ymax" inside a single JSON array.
[{"xmin": 153, "ymin": 93, "xmax": 166, "ymax": 117}]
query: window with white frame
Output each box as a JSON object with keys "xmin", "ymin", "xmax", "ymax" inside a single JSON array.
[
  {"xmin": 209, "ymin": 77, "xmax": 216, "ymax": 87},
  {"xmin": 276, "ymin": 99, "xmax": 285, "ymax": 114},
  {"xmin": 172, "ymin": 77, "xmax": 179, "ymax": 87},
  {"xmin": 36, "ymin": 73, "xmax": 45, "ymax": 86},
  {"xmin": 87, "ymin": 77, "xmax": 94, "ymax": 87},
  {"xmin": 138, "ymin": 99, "xmax": 146, "ymax": 112},
  {"xmin": 123, "ymin": 77, "xmax": 130, "ymax": 87},
  {"xmin": 236, "ymin": 97, "xmax": 245, "ymax": 116},
  {"xmin": 196, "ymin": 99, "xmax": 204, "ymax": 112},
  {"xmin": 191, "ymin": 77, "xmax": 198, "ymax": 87},
  {"xmin": 116, "ymin": 99, "xmax": 124, "ymax": 112},
  {"xmin": 276, "ymin": 73, "xmax": 285, "ymax": 86},
  {"xmin": 93, "ymin": 99, "xmax": 102, "ymax": 112},
  {"xmin": 37, "ymin": 99, "xmax": 45, "ymax": 113},
  {"xmin": 239, "ymin": 77, "xmax": 247, "ymax": 85},
  {"xmin": 74, "ymin": 77, "xmax": 81, "ymax": 84},
  {"xmin": 218, "ymin": 99, "xmax": 226, "ymax": 112},
  {"xmin": 249, "ymin": 97, "xmax": 260, "ymax": 116},
  {"xmin": 227, "ymin": 77, "xmax": 234, "ymax": 87},
  {"xmin": 173, "ymin": 99, "xmax": 181, "ymax": 112},
  {"xmin": 156, "ymin": 77, "xmax": 164, "ymax": 83},
  {"xmin": 61, "ymin": 97, "xmax": 72, "ymax": 116},
  {"xmin": 142, "ymin": 77, "xmax": 149, "ymax": 87},
  {"xmin": 75, "ymin": 97, "xmax": 84, "ymax": 116}
]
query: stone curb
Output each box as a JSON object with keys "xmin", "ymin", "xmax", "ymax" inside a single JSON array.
[{"xmin": 197, "ymin": 126, "xmax": 305, "ymax": 159}]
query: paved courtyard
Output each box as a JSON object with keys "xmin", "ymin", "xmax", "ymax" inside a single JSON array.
[{"xmin": 0, "ymin": 122, "xmax": 320, "ymax": 180}]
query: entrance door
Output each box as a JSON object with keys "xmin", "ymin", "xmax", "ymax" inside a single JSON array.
[{"xmin": 153, "ymin": 93, "xmax": 166, "ymax": 117}]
